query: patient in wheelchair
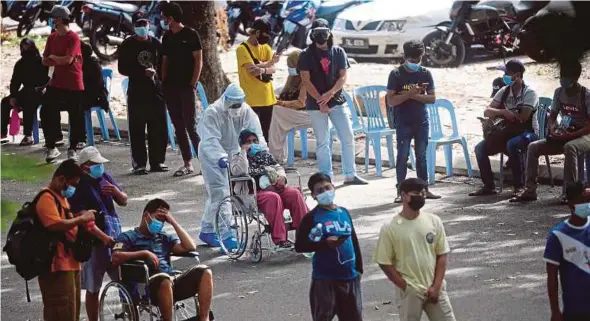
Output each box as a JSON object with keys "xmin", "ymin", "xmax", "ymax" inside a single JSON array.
[
  {"xmin": 231, "ymin": 129, "xmax": 309, "ymax": 248},
  {"xmin": 111, "ymin": 199, "xmax": 213, "ymax": 321}
]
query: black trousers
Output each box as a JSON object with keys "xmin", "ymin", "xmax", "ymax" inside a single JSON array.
[
  {"xmin": 1, "ymin": 89, "xmax": 42, "ymax": 137},
  {"xmin": 164, "ymin": 86, "xmax": 200, "ymax": 162},
  {"xmin": 41, "ymin": 87, "xmax": 85, "ymax": 149},
  {"xmin": 252, "ymin": 105, "xmax": 274, "ymax": 142},
  {"xmin": 309, "ymin": 277, "xmax": 362, "ymax": 321},
  {"xmin": 128, "ymin": 90, "xmax": 167, "ymax": 168}
]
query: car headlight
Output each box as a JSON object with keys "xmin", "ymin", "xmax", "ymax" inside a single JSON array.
[
  {"xmin": 380, "ymin": 20, "xmax": 406, "ymax": 32},
  {"xmin": 333, "ymin": 18, "xmax": 345, "ymax": 31}
]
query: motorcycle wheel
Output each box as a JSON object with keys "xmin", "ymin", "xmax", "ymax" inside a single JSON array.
[
  {"xmin": 17, "ymin": 6, "xmax": 41, "ymax": 37},
  {"xmin": 423, "ymin": 29, "xmax": 466, "ymax": 68},
  {"xmin": 90, "ymin": 20, "xmax": 128, "ymax": 62}
]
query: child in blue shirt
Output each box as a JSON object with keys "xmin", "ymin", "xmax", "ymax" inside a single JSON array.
[
  {"xmin": 543, "ymin": 181, "xmax": 590, "ymax": 321},
  {"xmin": 295, "ymin": 173, "xmax": 363, "ymax": 321}
]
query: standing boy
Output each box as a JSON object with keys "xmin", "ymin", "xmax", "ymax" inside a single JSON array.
[
  {"xmin": 295, "ymin": 172, "xmax": 363, "ymax": 321},
  {"xmin": 544, "ymin": 181, "xmax": 590, "ymax": 321},
  {"xmin": 373, "ymin": 178, "xmax": 455, "ymax": 321}
]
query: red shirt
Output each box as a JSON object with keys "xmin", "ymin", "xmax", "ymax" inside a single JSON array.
[{"xmin": 43, "ymin": 30, "xmax": 84, "ymax": 91}]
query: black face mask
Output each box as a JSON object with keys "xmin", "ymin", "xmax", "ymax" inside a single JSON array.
[
  {"xmin": 313, "ymin": 32, "xmax": 330, "ymax": 45},
  {"xmin": 408, "ymin": 195, "xmax": 425, "ymax": 211},
  {"xmin": 256, "ymin": 32, "xmax": 270, "ymax": 45},
  {"xmin": 21, "ymin": 49, "xmax": 36, "ymax": 58}
]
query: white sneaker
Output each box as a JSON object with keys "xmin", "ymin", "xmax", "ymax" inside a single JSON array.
[
  {"xmin": 67, "ymin": 149, "xmax": 78, "ymax": 161},
  {"xmin": 45, "ymin": 148, "xmax": 61, "ymax": 163}
]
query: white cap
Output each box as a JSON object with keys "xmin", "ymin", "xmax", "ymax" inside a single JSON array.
[{"xmin": 78, "ymin": 146, "xmax": 109, "ymax": 165}]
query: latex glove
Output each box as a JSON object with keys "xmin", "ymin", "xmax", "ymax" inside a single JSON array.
[{"xmin": 218, "ymin": 157, "xmax": 229, "ymax": 169}]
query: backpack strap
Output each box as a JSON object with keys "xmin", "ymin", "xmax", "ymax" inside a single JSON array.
[
  {"xmin": 499, "ymin": 85, "xmax": 511, "ymax": 110},
  {"xmin": 240, "ymin": 42, "xmax": 260, "ymax": 64}
]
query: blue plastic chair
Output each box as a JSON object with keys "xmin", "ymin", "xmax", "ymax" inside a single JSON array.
[
  {"xmin": 84, "ymin": 68, "xmax": 121, "ymax": 146},
  {"xmin": 197, "ymin": 82, "xmax": 209, "ymax": 109},
  {"xmin": 353, "ymin": 85, "xmax": 395, "ymax": 177},
  {"xmin": 426, "ymin": 99, "xmax": 473, "ymax": 185},
  {"xmin": 121, "ymin": 77, "xmax": 177, "ymax": 152}
]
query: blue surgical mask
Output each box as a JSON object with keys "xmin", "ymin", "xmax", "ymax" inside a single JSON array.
[
  {"xmin": 248, "ymin": 143, "xmax": 262, "ymax": 157},
  {"xmin": 160, "ymin": 20, "xmax": 169, "ymax": 30},
  {"xmin": 288, "ymin": 67, "xmax": 298, "ymax": 76},
  {"xmin": 405, "ymin": 61, "xmax": 420, "ymax": 72},
  {"xmin": 48, "ymin": 18, "xmax": 54, "ymax": 30},
  {"xmin": 316, "ymin": 190, "xmax": 335, "ymax": 206},
  {"xmin": 147, "ymin": 216, "xmax": 164, "ymax": 234},
  {"xmin": 573, "ymin": 203, "xmax": 590, "ymax": 219},
  {"xmin": 560, "ymin": 78, "xmax": 574, "ymax": 89},
  {"xmin": 503, "ymin": 75, "xmax": 513, "ymax": 86},
  {"xmin": 62, "ymin": 185, "xmax": 76, "ymax": 198},
  {"xmin": 88, "ymin": 164, "xmax": 104, "ymax": 179},
  {"xmin": 135, "ymin": 26, "xmax": 149, "ymax": 37}
]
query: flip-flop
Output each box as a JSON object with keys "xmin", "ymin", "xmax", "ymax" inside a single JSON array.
[
  {"xmin": 133, "ymin": 167, "xmax": 149, "ymax": 175},
  {"xmin": 173, "ymin": 166, "xmax": 194, "ymax": 177}
]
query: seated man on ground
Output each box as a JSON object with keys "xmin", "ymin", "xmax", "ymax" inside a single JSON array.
[
  {"xmin": 231, "ymin": 129, "xmax": 308, "ymax": 248},
  {"xmin": 112, "ymin": 199, "xmax": 213, "ymax": 321},
  {"xmin": 469, "ymin": 59, "xmax": 539, "ymax": 197},
  {"xmin": 512, "ymin": 61, "xmax": 590, "ymax": 203}
]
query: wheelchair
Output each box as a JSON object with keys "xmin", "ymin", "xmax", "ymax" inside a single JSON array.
[
  {"xmin": 98, "ymin": 251, "xmax": 214, "ymax": 321},
  {"xmin": 214, "ymin": 167, "xmax": 305, "ymax": 262}
]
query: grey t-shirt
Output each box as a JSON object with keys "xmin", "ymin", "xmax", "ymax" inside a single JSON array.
[
  {"xmin": 492, "ymin": 84, "xmax": 539, "ymax": 135},
  {"xmin": 550, "ymin": 87, "xmax": 590, "ymax": 130}
]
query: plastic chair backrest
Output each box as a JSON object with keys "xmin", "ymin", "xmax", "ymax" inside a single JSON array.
[
  {"xmin": 121, "ymin": 77, "xmax": 129, "ymax": 102},
  {"xmin": 342, "ymin": 90, "xmax": 362, "ymax": 130},
  {"xmin": 538, "ymin": 97, "xmax": 552, "ymax": 139},
  {"xmin": 101, "ymin": 68, "xmax": 113, "ymax": 100},
  {"xmin": 197, "ymin": 82, "xmax": 209, "ymax": 109},
  {"xmin": 428, "ymin": 99, "xmax": 459, "ymax": 140},
  {"xmin": 353, "ymin": 85, "xmax": 388, "ymax": 131}
]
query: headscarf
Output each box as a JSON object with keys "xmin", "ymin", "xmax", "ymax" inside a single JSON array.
[
  {"xmin": 19, "ymin": 38, "xmax": 40, "ymax": 59},
  {"xmin": 238, "ymin": 129, "xmax": 258, "ymax": 146}
]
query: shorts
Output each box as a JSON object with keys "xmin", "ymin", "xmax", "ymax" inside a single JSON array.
[
  {"xmin": 148, "ymin": 264, "xmax": 210, "ymax": 305},
  {"xmin": 38, "ymin": 270, "xmax": 81, "ymax": 321},
  {"xmin": 309, "ymin": 277, "xmax": 362, "ymax": 321},
  {"xmin": 81, "ymin": 246, "xmax": 118, "ymax": 293}
]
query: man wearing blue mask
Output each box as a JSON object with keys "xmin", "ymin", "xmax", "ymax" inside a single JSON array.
[
  {"xmin": 119, "ymin": 18, "xmax": 169, "ymax": 175},
  {"xmin": 68, "ymin": 146, "xmax": 127, "ymax": 321},
  {"xmin": 386, "ymin": 40, "xmax": 440, "ymax": 203},
  {"xmin": 513, "ymin": 61, "xmax": 590, "ymax": 203},
  {"xmin": 544, "ymin": 181, "xmax": 590, "ymax": 321},
  {"xmin": 112, "ymin": 199, "xmax": 213, "ymax": 321}
]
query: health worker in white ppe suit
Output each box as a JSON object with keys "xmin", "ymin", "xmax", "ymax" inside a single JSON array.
[{"xmin": 197, "ymin": 83, "xmax": 267, "ymax": 248}]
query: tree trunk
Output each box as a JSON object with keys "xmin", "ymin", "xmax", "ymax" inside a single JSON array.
[{"xmin": 178, "ymin": 1, "xmax": 230, "ymax": 103}]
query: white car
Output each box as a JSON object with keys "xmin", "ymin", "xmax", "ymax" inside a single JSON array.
[{"xmin": 332, "ymin": 0, "xmax": 453, "ymax": 59}]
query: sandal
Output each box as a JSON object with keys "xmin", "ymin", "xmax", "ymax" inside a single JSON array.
[
  {"xmin": 133, "ymin": 167, "xmax": 149, "ymax": 175},
  {"xmin": 150, "ymin": 164, "xmax": 169, "ymax": 172},
  {"xmin": 19, "ymin": 136, "xmax": 34, "ymax": 146},
  {"xmin": 468, "ymin": 187, "xmax": 497, "ymax": 196},
  {"xmin": 173, "ymin": 166, "xmax": 195, "ymax": 177}
]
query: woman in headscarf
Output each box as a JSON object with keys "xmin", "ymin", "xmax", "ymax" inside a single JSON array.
[
  {"xmin": 231, "ymin": 129, "xmax": 308, "ymax": 249},
  {"xmin": 268, "ymin": 49, "xmax": 312, "ymax": 163},
  {"xmin": 1, "ymin": 38, "xmax": 49, "ymax": 145}
]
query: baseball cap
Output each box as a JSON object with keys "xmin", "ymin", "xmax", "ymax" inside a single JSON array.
[
  {"xmin": 312, "ymin": 18, "xmax": 330, "ymax": 30},
  {"xmin": 497, "ymin": 59, "xmax": 525, "ymax": 74},
  {"xmin": 50, "ymin": 5, "xmax": 71, "ymax": 20},
  {"xmin": 78, "ymin": 146, "xmax": 109, "ymax": 165},
  {"xmin": 134, "ymin": 18, "xmax": 149, "ymax": 26},
  {"xmin": 250, "ymin": 19, "xmax": 272, "ymax": 35}
]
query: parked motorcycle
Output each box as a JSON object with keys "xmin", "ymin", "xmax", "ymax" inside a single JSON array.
[
  {"xmin": 422, "ymin": 0, "xmax": 548, "ymax": 68},
  {"xmin": 2, "ymin": 0, "xmax": 27, "ymax": 22},
  {"xmin": 82, "ymin": 0, "xmax": 164, "ymax": 61},
  {"xmin": 17, "ymin": 0, "xmax": 84, "ymax": 37},
  {"xmin": 274, "ymin": 0, "xmax": 319, "ymax": 53},
  {"xmin": 226, "ymin": 1, "xmax": 268, "ymax": 46}
]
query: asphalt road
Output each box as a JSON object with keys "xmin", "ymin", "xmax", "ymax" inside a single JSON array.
[{"xmin": 0, "ymin": 140, "xmax": 571, "ymax": 321}]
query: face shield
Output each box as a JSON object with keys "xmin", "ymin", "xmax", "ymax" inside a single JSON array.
[{"xmin": 223, "ymin": 83, "xmax": 246, "ymax": 118}]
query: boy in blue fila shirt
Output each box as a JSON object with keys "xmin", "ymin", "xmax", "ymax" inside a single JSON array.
[
  {"xmin": 543, "ymin": 181, "xmax": 590, "ymax": 321},
  {"xmin": 295, "ymin": 172, "xmax": 363, "ymax": 321}
]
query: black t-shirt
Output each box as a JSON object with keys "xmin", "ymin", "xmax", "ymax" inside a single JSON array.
[
  {"xmin": 161, "ymin": 27, "xmax": 202, "ymax": 87},
  {"xmin": 118, "ymin": 36, "xmax": 162, "ymax": 93}
]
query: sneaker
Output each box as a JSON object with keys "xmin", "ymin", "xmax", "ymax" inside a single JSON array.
[
  {"xmin": 394, "ymin": 194, "xmax": 402, "ymax": 203},
  {"xmin": 344, "ymin": 176, "xmax": 369, "ymax": 185},
  {"xmin": 425, "ymin": 190, "xmax": 441, "ymax": 199},
  {"xmin": 67, "ymin": 149, "xmax": 78, "ymax": 161},
  {"xmin": 277, "ymin": 240, "xmax": 294, "ymax": 250},
  {"xmin": 19, "ymin": 136, "xmax": 34, "ymax": 146},
  {"xmin": 512, "ymin": 187, "xmax": 524, "ymax": 198},
  {"xmin": 509, "ymin": 189, "xmax": 537, "ymax": 202},
  {"xmin": 199, "ymin": 232, "xmax": 220, "ymax": 247},
  {"xmin": 45, "ymin": 148, "xmax": 61, "ymax": 163},
  {"xmin": 468, "ymin": 187, "xmax": 497, "ymax": 196}
]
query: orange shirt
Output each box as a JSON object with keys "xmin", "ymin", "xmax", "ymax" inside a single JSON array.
[{"xmin": 36, "ymin": 188, "xmax": 81, "ymax": 272}]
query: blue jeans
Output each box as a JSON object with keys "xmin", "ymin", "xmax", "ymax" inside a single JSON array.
[
  {"xmin": 475, "ymin": 132, "xmax": 538, "ymax": 189},
  {"xmin": 396, "ymin": 121, "xmax": 429, "ymax": 186},
  {"xmin": 309, "ymin": 105, "xmax": 357, "ymax": 179}
]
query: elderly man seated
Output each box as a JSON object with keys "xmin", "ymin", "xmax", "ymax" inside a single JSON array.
[
  {"xmin": 231, "ymin": 129, "xmax": 308, "ymax": 248},
  {"xmin": 112, "ymin": 199, "xmax": 213, "ymax": 321}
]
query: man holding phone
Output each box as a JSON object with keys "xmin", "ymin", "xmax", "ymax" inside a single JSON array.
[{"xmin": 386, "ymin": 40, "xmax": 440, "ymax": 203}]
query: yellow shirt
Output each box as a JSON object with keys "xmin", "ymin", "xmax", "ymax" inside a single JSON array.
[
  {"xmin": 372, "ymin": 212, "xmax": 450, "ymax": 295},
  {"xmin": 236, "ymin": 42, "xmax": 277, "ymax": 107}
]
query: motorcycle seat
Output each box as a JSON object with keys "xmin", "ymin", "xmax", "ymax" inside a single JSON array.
[
  {"xmin": 98, "ymin": 1, "xmax": 138, "ymax": 13},
  {"xmin": 513, "ymin": 1, "xmax": 548, "ymax": 21}
]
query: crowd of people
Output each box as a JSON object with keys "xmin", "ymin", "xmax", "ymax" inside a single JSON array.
[{"xmin": 2, "ymin": 2, "xmax": 590, "ymax": 321}]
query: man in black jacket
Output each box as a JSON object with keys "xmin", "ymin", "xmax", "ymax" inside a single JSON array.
[
  {"xmin": 119, "ymin": 18, "xmax": 168, "ymax": 175},
  {"xmin": 1, "ymin": 38, "xmax": 48, "ymax": 145},
  {"xmin": 295, "ymin": 172, "xmax": 363, "ymax": 321}
]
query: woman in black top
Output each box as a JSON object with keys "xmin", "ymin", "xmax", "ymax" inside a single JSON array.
[{"xmin": 1, "ymin": 38, "xmax": 49, "ymax": 145}]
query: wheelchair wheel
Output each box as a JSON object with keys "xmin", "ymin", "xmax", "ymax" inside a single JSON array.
[
  {"xmin": 250, "ymin": 231, "xmax": 263, "ymax": 263},
  {"xmin": 99, "ymin": 281, "xmax": 137, "ymax": 321},
  {"xmin": 215, "ymin": 195, "xmax": 248, "ymax": 259},
  {"xmin": 174, "ymin": 297, "xmax": 198, "ymax": 321}
]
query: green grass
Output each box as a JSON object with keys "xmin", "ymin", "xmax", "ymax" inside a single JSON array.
[
  {"xmin": 1, "ymin": 153, "xmax": 54, "ymax": 182},
  {"xmin": 1, "ymin": 31, "xmax": 48, "ymax": 49},
  {"xmin": 1, "ymin": 200, "xmax": 20, "ymax": 232}
]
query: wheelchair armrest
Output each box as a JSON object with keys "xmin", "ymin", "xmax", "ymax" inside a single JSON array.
[
  {"xmin": 171, "ymin": 251, "xmax": 200, "ymax": 259},
  {"xmin": 284, "ymin": 167, "xmax": 299, "ymax": 174},
  {"xmin": 230, "ymin": 175, "xmax": 256, "ymax": 183}
]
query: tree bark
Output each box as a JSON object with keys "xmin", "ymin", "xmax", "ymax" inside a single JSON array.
[{"xmin": 178, "ymin": 1, "xmax": 230, "ymax": 103}]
